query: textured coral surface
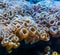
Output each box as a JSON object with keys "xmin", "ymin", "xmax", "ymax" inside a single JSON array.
[{"xmin": 0, "ymin": 0, "xmax": 60, "ymax": 55}]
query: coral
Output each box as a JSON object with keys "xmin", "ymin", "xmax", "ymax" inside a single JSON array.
[
  {"xmin": 52, "ymin": 51, "xmax": 58, "ymax": 55},
  {"xmin": 0, "ymin": 0, "xmax": 60, "ymax": 54},
  {"xmin": 19, "ymin": 28, "xmax": 29, "ymax": 39}
]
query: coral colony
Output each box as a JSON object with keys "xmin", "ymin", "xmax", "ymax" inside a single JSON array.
[{"xmin": 0, "ymin": 0, "xmax": 60, "ymax": 55}]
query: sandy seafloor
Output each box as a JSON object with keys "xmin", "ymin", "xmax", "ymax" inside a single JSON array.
[{"xmin": 0, "ymin": 0, "xmax": 60, "ymax": 55}]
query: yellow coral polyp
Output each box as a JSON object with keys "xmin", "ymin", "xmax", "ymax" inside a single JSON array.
[
  {"xmin": 1, "ymin": 38, "xmax": 9, "ymax": 47},
  {"xmin": 19, "ymin": 28, "xmax": 29, "ymax": 39},
  {"xmin": 40, "ymin": 33, "xmax": 47, "ymax": 40},
  {"xmin": 7, "ymin": 42, "xmax": 14, "ymax": 50},
  {"xmin": 44, "ymin": 35, "xmax": 50, "ymax": 41},
  {"xmin": 52, "ymin": 51, "xmax": 58, "ymax": 55},
  {"xmin": 11, "ymin": 36, "xmax": 19, "ymax": 43},
  {"xmin": 13, "ymin": 43, "xmax": 20, "ymax": 49},
  {"xmin": 29, "ymin": 27, "xmax": 36, "ymax": 37}
]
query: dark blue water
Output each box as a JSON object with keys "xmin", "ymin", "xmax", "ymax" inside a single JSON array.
[{"xmin": 26, "ymin": 0, "xmax": 60, "ymax": 4}]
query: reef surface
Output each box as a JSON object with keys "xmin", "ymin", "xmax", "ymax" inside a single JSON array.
[{"xmin": 0, "ymin": 0, "xmax": 60, "ymax": 55}]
